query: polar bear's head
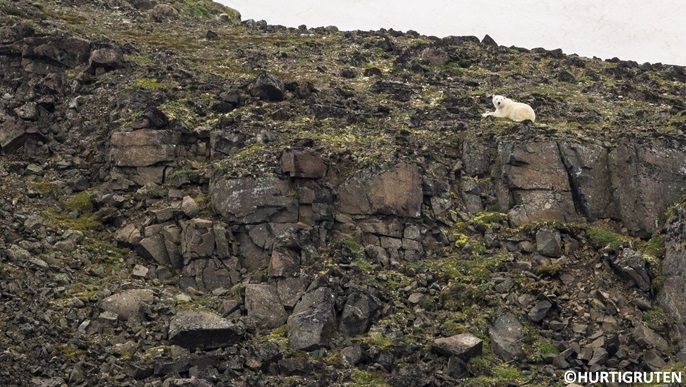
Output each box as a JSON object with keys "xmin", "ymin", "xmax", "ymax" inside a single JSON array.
[{"xmin": 492, "ymin": 95, "xmax": 507, "ymax": 108}]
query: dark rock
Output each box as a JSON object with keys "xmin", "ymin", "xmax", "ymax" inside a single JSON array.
[
  {"xmin": 609, "ymin": 248, "xmax": 651, "ymax": 291},
  {"xmin": 111, "ymin": 130, "xmax": 179, "ymax": 167},
  {"xmin": 245, "ymin": 284, "xmax": 288, "ymax": 329},
  {"xmin": 388, "ymin": 364, "xmax": 431, "ymax": 387},
  {"xmin": 268, "ymin": 250, "xmax": 300, "ymax": 277},
  {"xmin": 250, "ymin": 71, "xmax": 286, "ymax": 101},
  {"xmin": 339, "ymin": 290, "xmax": 380, "ymax": 336},
  {"xmin": 632, "ymin": 324, "xmax": 669, "ymax": 352},
  {"xmin": 536, "ymin": 229, "xmax": 562, "ymax": 258},
  {"xmin": 432, "ymin": 333, "xmax": 483, "ymax": 361},
  {"xmin": 497, "ymin": 142, "xmax": 578, "ymax": 226},
  {"xmin": 337, "ymin": 162, "xmax": 422, "ymax": 218},
  {"xmin": 168, "ymin": 309, "xmax": 242, "ymax": 350},
  {"xmin": 481, "ymin": 34, "xmax": 498, "ymax": 46},
  {"xmin": 341, "ymin": 344, "xmax": 363, "ymax": 365},
  {"xmin": 211, "ymin": 177, "xmax": 298, "ymax": 224},
  {"xmin": 139, "ymin": 235, "xmax": 171, "ymax": 266},
  {"xmin": 88, "ymin": 47, "xmax": 124, "ymax": 72},
  {"xmin": 287, "ymin": 287, "xmax": 336, "ymax": 350},
  {"xmin": 132, "ymin": 106, "xmax": 170, "ymax": 129},
  {"xmin": 446, "ymin": 356, "xmax": 468, "ymax": 379},
  {"xmin": 281, "ymin": 149, "xmax": 327, "ymax": 178},
  {"xmin": 528, "ymin": 300, "xmax": 553, "ymax": 323},
  {"xmin": 489, "ymin": 311, "xmax": 524, "ymax": 361}
]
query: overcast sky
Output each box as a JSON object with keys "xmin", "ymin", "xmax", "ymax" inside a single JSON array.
[{"xmin": 219, "ymin": 0, "xmax": 686, "ymax": 66}]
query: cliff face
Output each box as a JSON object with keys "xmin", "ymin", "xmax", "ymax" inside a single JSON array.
[{"xmin": 2, "ymin": 1, "xmax": 686, "ymax": 386}]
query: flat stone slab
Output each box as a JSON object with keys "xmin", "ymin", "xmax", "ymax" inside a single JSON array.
[
  {"xmin": 168, "ymin": 309, "xmax": 241, "ymax": 350},
  {"xmin": 432, "ymin": 333, "xmax": 483, "ymax": 362}
]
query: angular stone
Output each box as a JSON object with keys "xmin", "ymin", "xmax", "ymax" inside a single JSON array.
[
  {"xmin": 337, "ymin": 163, "xmax": 422, "ymax": 218},
  {"xmin": 139, "ymin": 235, "xmax": 170, "ymax": 266},
  {"xmin": 88, "ymin": 47, "xmax": 124, "ymax": 70},
  {"xmin": 268, "ymin": 250, "xmax": 300, "ymax": 277},
  {"xmin": 99, "ymin": 289, "xmax": 154, "ymax": 321},
  {"xmin": 559, "ymin": 142, "xmax": 617, "ymax": 221},
  {"xmin": 24, "ymin": 35, "xmax": 91, "ymax": 67},
  {"xmin": 169, "ymin": 310, "xmax": 241, "ymax": 350},
  {"xmin": 245, "ymin": 284, "xmax": 288, "ymax": 329},
  {"xmin": 528, "ymin": 300, "xmax": 553, "ymax": 323},
  {"xmin": 536, "ymin": 229, "xmax": 562, "ymax": 258},
  {"xmin": 489, "ymin": 311, "xmax": 524, "ymax": 361},
  {"xmin": 432, "ymin": 333, "xmax": 483, "ymax": 362},
  {"xmin": 610, "ymin": 248, "xmax": 650, "ymax": 291},
  {"xmin": 339, "ymin": 291, "xmax": 380, "ymax": 336},
  {"xmin": 250, "ymin": 71, "xmax": 285, "ymax": 101},
  {"xmin": 632, "ymin": 324, "xmax": 669, "ymax": 352},
  {"xmin": 643, "ymin": 348, "xmax": 667, "ymax": 371},
  {"xmin": 288, "ymin": 287, "xmax": 336, "ymax": 350},
  {"xmin": 181, "ymin": 219, "xmax": 216, "ymax": 262},
  {"xmin": 496, "ymin": 141, "xmax": 577, "ymax": 226},
  {"xmin": 110, "ymin": 130, "xmax": 179, "ymax": 167},
  {"xmin": 211, "ymin": 177, "xmax": 298, "ymax": 224},
  {"xmin": 276, "ymin": 277, "xmax": 309, "ymax": 308},
  {"xmin": 182, "ymin": 196, "xmax": 200, "ymax": 218},
  {"xmin": 281, "ymin": 149, "xmax": 327, "ymax": 178},
  {"xmin": 115, "ymin": 223, "xmax": 142, "ymax": 246}
]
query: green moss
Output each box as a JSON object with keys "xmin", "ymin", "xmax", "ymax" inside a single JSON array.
[
  {"xmin": 524, "ymin": 338, "xmax": 559, "ymax": 364},
  {"xmin": 643, "ymin": 307, "xmax": 670, "ymax": 332},
  {"xmin": 182, "ymin": 0, "xmax": 217, "ymax": 17},
  {"xmin": 641, "ymin": 234, "xmax": 666, "ymax": 260},
  {"xmin": 453, "ymin": 232, "xmax": 469, "ymax": 248},
  {"xmin": 30, "ymin": 180, "xmax": 59, "ymax": 195},
  {"xmin": 65, "ymin": 191, "xmax": 93, "ymax": 213},
  {"xmin": 349, "ymin": 369, "xmax": 388, "ymax": 387},
  {"xmin": 0, "ymin": 5, "xmax": 27, "ymax": 17},
  {"xmin": 133, "ymin": 77, "xmax": 177, "ymax": 90},
  {"xmin": 534, "ymin": 263, "xmax": 562, "ymax": 278},
  {"xmin": 587, "ymin": 226, "xmax": 629, "ymax": 250},
  {"xmin": 356, "ymin": 331, "xmax": 393, "ymax": 348},
  {"xmin": 472, "ymin": 211, "xmax": 508, "ymax": 226}
]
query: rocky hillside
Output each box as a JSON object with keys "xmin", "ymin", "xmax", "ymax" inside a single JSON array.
[{"xmin": 2, "ymin": 0, "xmax": 686, "ymax": 386}]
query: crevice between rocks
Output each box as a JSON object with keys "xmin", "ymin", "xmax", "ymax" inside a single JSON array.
[{"xmin": 557, "ymin": 141, "xmax": 587, "ymax": 219}]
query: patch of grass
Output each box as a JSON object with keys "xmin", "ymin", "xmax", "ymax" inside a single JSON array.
[
  {"xmin": 133, "ymin": 77, "xmax": 177, "ymax": 90},
  {"xmin": 356, "ymin": 331, "xmax": 393, "ymax": 349},
  {"xmin": 185, "ymin": 1, "xmax": 210, "ymax": 17}
]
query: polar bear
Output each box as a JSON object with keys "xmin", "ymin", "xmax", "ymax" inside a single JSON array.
[{"xmin": 482, "ymin": 95, "xmax": 536, "ymax": 122}]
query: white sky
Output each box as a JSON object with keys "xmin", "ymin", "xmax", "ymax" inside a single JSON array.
[{"xmin": 218, "ymin": 0, "xmax": 686, "ymax": 66}]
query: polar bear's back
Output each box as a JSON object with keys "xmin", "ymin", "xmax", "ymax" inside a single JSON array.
[{"xmin": 510, "ymin": 102, "xmax": 536, "ymax": 122}]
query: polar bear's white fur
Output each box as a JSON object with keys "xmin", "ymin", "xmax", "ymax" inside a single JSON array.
[{"xmin": 482, "ymin": 95, "xmax": 536, "ymax": 122}]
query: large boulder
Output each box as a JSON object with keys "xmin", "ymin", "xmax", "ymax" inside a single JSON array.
[
  {"xmin": 432, "ymin": 334, "xmax": 483, "ymax": 362},
  {"xmin": 496, "ymin": 141, "xmax": 577, "ymax": 227},
  {"xmin": 168, "ymin": 310, "xmax": 241, "ymax": 350},
  {"xmin": 210, "ymin": 176, "xmax": 298, "ymax": 224},
  {"xmin": 339, "ymin": 290, "xmax": 380, "ymax": 336},
  {"xmin": 489, "ymin": 311, "xmax": 524, "ymax": 361},
  {"xmin": 110, "ymin": 129, "xmax": 179, "ymax": 167},
  {"xmin": 250, "ymin": 71, "xmax": 285, "ymax": 101},
  {"xmin": 287, "ymin": 287, "xmax": 337, "ymax": 350},
  {"xmin": 99, "ymin": 289, "xmax": 154, "ymax": 321},
  {"xmin": 245, "ymin": 284, "xmax": 288, "ymax": 329},
  {"xmin": 337, "ymin": 163, "xmax": 422, "ymax": 218}
]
